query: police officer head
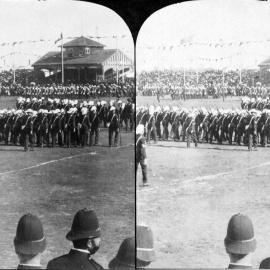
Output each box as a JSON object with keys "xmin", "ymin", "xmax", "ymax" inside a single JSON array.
[
  {"xmin": 136, "ymin": 224, "xmax": 155, "ymax": 268},
  {"xmin": 136, "ymin": 124, "xmax": 144, "ymax": 135},
  {"xmin": 108, "ymin": 237, "xmax": 135, "ymax": 269},
  {"xmin": 14, "ymin": 213, "xmax": 46, "ymax": 266},
  {"xmin": 224, "ymin": 213, "xmax": 256, "ymax": 268},
  {"xmin": 66, "ymin": 209, "xmax": 101, "ymax": 255}
]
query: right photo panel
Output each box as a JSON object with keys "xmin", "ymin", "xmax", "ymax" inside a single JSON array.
[{"xmin": 136, "ymin": 0, "xmax": 270, "ymax": 268}]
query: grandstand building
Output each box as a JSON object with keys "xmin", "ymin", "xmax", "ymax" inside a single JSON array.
[
  {"xmin": 258, "ymin": 57, "xmax": 270, "ymax": 85},
  {"xmin": 32, "ymin": 36, "xmax": 133, "ymax": 83}
]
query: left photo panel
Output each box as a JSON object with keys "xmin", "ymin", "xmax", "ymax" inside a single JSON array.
[{"xmin": 0, "ymin": 0, "xmax": 135, "ymax": 268}]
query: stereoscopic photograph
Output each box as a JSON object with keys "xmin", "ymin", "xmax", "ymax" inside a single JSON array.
[
  {"xmin": 0, "ymin": 0, "xmax": 134, "ymax": 268},
  {"xmin": 136, "ymin": 0, "xmax": 270, "ymax": 268}
]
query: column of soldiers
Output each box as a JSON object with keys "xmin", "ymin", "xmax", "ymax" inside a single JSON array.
[
  {"xmin": 0, "ymin": 97, "xmax": 134, "ymax": 150},
  {"xmin": 241, "ymin": 96, "xmax": 270, "ymax": 110},
  {"xmin": 136, "ymin": 105, "xmax": 269, "ymax": 151},
  {"xmin": 0, "ymin": 82, "xmax": 135, "ymax": 98}
]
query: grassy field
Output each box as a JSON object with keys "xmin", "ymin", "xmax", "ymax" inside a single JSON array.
[
  {"xmin": 137, "ymin": 95, "xmax": 270, "ymax": 268},
  {"xmin": 136, "ymin": 95, "xmax": 242, "ymax": 109},
  {"xmin": 0, "ymin": 97, "xmax": 134, "ymax": 268}
]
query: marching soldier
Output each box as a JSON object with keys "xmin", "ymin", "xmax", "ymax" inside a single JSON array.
[
  {"xmin": 107, "ymin": 106, "xmax": 120, "ymax": 147},
  {"xmin": 146, "ymin": 105, "xmax": 157, "ymax": 143},
  {"xmin": 4, "ymin": 110, "xmax": 14, "ymax": 145},
  {"xmin": 21, "ymin": 109, "xmax": 35, "ymax": 151},
  {"xmin": 89, "ymin": 106, "xmax": 100, "ymax": 146},
  {"xmin": 186, "ymin": 113, "xmax": 198, "ymax": 148},
  {"xmin": 12, "ymin": 110, "xmax": 23, "ymax": 146},
  {"xmin": 246, "ymin": 109, "xmax": 259, "ymax": 151},
  {"xmin": 80, "ymin": 107, "xmax": 91, "ymax": 147},
  {"xmin": 51, "ymin": 109, "xmax": 63, "ymax": 147},
  {"xmin": 36, "ymin": 109, "xmax": 49, "ymax": 148},
  {"xmin": 136, "ymin": 124, "xmax": 148, "ymax": 186}
]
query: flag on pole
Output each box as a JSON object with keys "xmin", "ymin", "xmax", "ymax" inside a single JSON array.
[{"xmin": 55, "ymin": 33, "xmax": 63, "ymax": 44}]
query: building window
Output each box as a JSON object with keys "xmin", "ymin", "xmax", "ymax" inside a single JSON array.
[
  {"xmin": 79, "ymin": 49, "xmax": 84, "ymax": 56},
  {"xmin": 85, "ymin": 47, "xmax": 90, "ymax": 55},
  {"xmin": 68, "ymin": 48, "xmax": 73, "ymax": 57}
]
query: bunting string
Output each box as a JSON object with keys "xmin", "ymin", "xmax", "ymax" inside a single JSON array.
[
  {"xmin": 138, "ymin": 38, "xmax": 270, "ymax": 50},
  {"xmin": 0, "ymin": 34, "xmax": 128, "ymax": 47}
]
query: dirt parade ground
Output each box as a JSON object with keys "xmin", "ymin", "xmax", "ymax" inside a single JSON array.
[
  {"xmin": 137, "ymin": 95, "xmax": 270, "ymax": 268},
  {"xmin": 0, "ymin": 97, "xmax": 135, "ymax": 268}
]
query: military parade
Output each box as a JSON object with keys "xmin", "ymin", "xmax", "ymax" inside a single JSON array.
[
  {"xmin": 0, "ymin": 0, "xmax": 136, "ymax": 268},
  {"xmin": 0, "ymin": 96, "xmax": 134, "ymax": 150},
  {"xmin": 136, "ymin": 102, "xmax": 270, "ymax": 150},
  {"xmin": 136, "ymin": 0, "xmax": 270, "ymax": 268},
  {"xmin": 0, "ymin": 80, "xmax": 135, "ymax": 98}
]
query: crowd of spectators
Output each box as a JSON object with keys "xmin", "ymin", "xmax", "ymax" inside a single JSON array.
[
  {"xmin": 0, "ymin": 69, "xmax": 134, "ymax": 98},
  {"xmin": 137, "ymin": 69, "xmax": 263, "ymax": 98}
]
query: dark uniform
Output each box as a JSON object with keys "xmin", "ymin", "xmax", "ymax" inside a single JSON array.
[
  {"xmin": 146, "ymin": 113, "xmax": 157, "ymax": 143},
  {"xmin": 47, "ymin": 209, "xmax": 103, "ymax": 270},
  {"xmin": 136, "ymin": 132, "xmax": 147, "ymax": 185},
  {"xmin": 246, "ymin": 113, "xmax": 258, "ymax": 151},
  {"xmin": 51, "ymin": 112, "xmax": 62, "ymax": 147},
  {"xmin": 89, "ymin": 108, "xmax": 100, "ymax": 146},
  {"xmin": 107, "ymin": 108, "xmax": 120, "ymax": 147},
  {"xmin": 21, "ymin": 112, "xmax": 35, "ymax": 151},
  {"xmin": 186, "ymin": 116, "xmax": 198, "ymax": 148},
  {"xmin": 80, "ymin": 112, "xmax": 91, "ymax": 147},
  {"xmin": 47, "ymin": 249, "xmax": 103, "ymax": 270}
]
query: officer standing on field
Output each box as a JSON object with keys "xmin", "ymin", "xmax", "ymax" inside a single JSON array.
[{"xmin": 136, "ymin": 124, "xmax": 148, "ymax": 186}]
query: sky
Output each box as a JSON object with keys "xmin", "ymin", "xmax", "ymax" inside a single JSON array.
[
  {"xmin": 137, "ymin": 0, "xmax": 270, "ymax": 72},
  {"xmin": 0, "ymin": 0, "xmax": 134, "ymax": 70}
]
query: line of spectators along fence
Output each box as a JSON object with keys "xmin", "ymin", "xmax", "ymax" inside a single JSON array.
[{"xmin": 137, "ymin": 69, "xmax": 268, "ymax": 98}]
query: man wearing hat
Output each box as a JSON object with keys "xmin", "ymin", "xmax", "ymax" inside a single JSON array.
[
  {"xmin": 47, "ymin": 208, "xmax": 103, "ymax": 270},
  {"xmin": 136, "ymin": 224, "xmax": 155, "ymax": 268},
  {"xmin": 224, "ymin": 213, "xmax": 256, "ymax": 269},
  {"xmin": 245, "ymin": 109, "xmax": 259, "ymax": 151},
  {"xmin": 108, "ymin": 237, "xmax": 135, "ymax": 269},
  {"xmin": 89, "ymin": 106, "xmax": 100, "ymax": 146},
  {"xmin": 186, "ymin": 113, "xmax": 198, "ymax": 148},
  {"xmin": 14, "ymin": 213, "xmax": 46, "ymax": 269},
  {"xmin": 107, "ymin": 106, "xmax": 120, "ymax": 147},
  {"xmin": 146, "ymin": 106, "xmax": 157, "ymax": 144},
  {"xmin": 259, "ymin": 257, "xmax": 270, "ymax": 269},
  {"xmin": 21, "ymin": 109, "xmax": 35, "ymax": 151},
  {"xmin": 136, "ymin": 124, "xmax": 148, "ymax": 186}
]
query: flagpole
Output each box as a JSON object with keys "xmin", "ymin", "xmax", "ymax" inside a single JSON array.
[
  {"xmin": 61, "ymin": 33, "xmax": 64, "ymax": 84},
  {"xmin": 13, "ymin": 51, "xmax": 15, "ymax": 84},
  {"xmin": 115, "ymin": 35, "xmax": 119, "ymax": 84},
  {"xmin": 222, "ymin": 69, "xmax": 225, "ymax": 102}
]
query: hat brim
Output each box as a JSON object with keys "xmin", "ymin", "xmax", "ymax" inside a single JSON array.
[
  {"xmin": 14, "ymin": 237, "xmax": 46, "ymax": 255},
  {"xmin": 108, "ymin": 257, "xmax": 135, "ymax": 269},
  {"xmin": 224, "ymin": 237, "xmax": 256, "ymax": 254},
  {"xmin": 66, "ymin": 229, "xmax": 101, "ymax": 241},
  {"xmin": 137, "ymin": 249, "xmax": 156, "ymax": 262}
]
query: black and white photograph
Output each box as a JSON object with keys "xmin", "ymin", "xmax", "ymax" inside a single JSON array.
[
  {"xmin": 136, "ymin": 0, "xmax": 270, "ymax": 268},
  {"xmin": 0, "ymin": 0, "xmax": 135, "ymax": 268}
]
